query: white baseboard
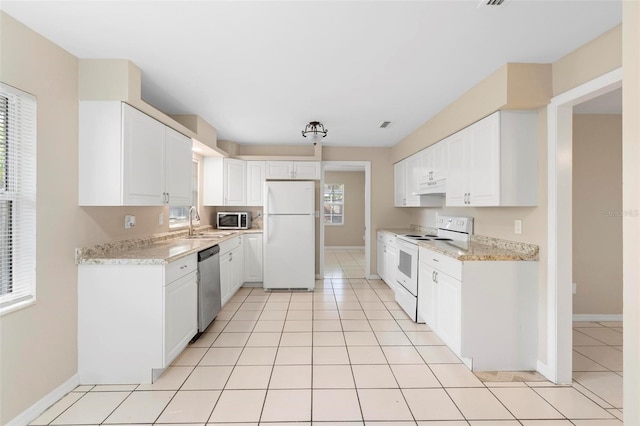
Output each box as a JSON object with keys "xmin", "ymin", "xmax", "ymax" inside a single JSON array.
[
  {"xmin": 324, "ymin": 246, "xmax": 365, "ymax": 250},
  {"xmin": 241, "ymin": 282, "xmax": 263, "ymax": 288},
  {"xmin": 7, "ymin": 374, "xmax": 79, "ymax": 426},
  {"xmin": 573, "ymin": 314, "xmax": 623, "ymax": 322},
  {"xmin": 367, "ymin": 275, "xmax": 381, "ymax": 280}
]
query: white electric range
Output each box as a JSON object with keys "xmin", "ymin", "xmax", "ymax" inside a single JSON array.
[{"xmin": 394, "ymin": 215, "xmax": 474, "ymax": 321}]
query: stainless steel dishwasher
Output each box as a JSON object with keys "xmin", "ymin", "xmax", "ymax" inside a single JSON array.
[{"xmin": 194, "ymin": 245, "xmax": 221, "ymax": 340}]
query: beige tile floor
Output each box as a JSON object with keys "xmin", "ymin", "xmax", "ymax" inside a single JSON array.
[
  {"xmin": 572, "ymin": 321, "xmax": 624, "ymax": 414},
  {"xmin": 32, "ymin": 279, "xmax": 623, "ymax": 425},
  {"xmin": 324, "ymin": 248, "xmax": 365, "ymax": 278}
]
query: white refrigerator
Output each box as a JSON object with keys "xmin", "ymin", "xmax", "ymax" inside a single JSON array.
[{"xmin": 263, "ymin": 181, "xmax": 315, "ymax": 290}]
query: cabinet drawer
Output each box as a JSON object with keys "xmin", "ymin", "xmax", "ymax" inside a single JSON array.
[
  {"xmin": 419, "ymin": 247, "xmax": 462, "ymax": 280},
  {"xmin": 165, "ymin": 254, "xmax": 197, "ymax": 284},
  {"xmin": 220, "ymin": 235, "xmax": 242, "ymax": 255},
  {"xmin": 385, "ymin": 235, "xmax": 397, "ymax": 246}
]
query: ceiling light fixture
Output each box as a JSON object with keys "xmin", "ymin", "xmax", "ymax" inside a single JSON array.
[{"xmin": 301, "ymin": 121, "xmax": 328, "ymax": 145}]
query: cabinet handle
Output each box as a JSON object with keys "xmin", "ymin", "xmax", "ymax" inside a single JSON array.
[
  {"xmin": 230, "ymin": 252, "xmax": 233, "ymax": 262},
  {"xmin": 180, "ymin": 264, "xmax": 187, "ymax": 269},
  {"xmin": 435, "ymin": 272, "xmax": 438, "ymax": 283},
  {"xmin": 432, "ymin": 271, "xmax": 435, "ymax": 281}
]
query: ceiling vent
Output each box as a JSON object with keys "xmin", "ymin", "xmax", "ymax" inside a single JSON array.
[
  {"xmin": 483, "ymin": 0, "xmax": 505, "ymax": 5},
  {"xmin": 379, "ymin": 121, "xmax": 391, "ymax": 128}
]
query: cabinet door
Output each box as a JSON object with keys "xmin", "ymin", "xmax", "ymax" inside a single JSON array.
[
  {"xmin": 165, "ymin": 127, "xmax": 193, "ymax": 206},
  {"xmin": 294, "ymin": 161, "xmax": 321, "ymax": 180},
  {"xmin": 467, "ymin": 112, "xmax": 500, "ymax": 206},
  {"xmin": 224, "ymin": 158, "xmax": 247, "ymax": 205},
  {"xmin": 220, "ymin": 252, "xmax": 232, "ymax": 306},
  {"xmin": 394, "ymin": 161, "xmax": 406, "ymax": 207},
  {"xmin": 377, "ymin": 240, "xmax": 387, "ymax": 283},
  {"xmin": 445, "ymin": 131, "xmax": 469, "ymax": 207},
  {"xmin": 122, "ymin": 104, "xmax": 165, "ymax": 205},
  {"xmin": 385, "ymin": 245, "xmax": 398, "ymax": 291},
  {"xmin": 266, "ymin": 161, "xmax": 294, "ymax": 179},
  {"xmin": 417, "ymin": 262, "xmax": 436, "ymax": 326},
  {"xmin": 246, "ymin": 161, "xmax": 266, "ymax": 206},
  {"xmin": 431, "ymin": 141, "xmax": 447, "ymax": 181},
  {"xmin": 244, "ymin": 234, "xmax": 263, "ymax": 282},
  {"xmin": 164, "ymin": 271, "xmax": 197, "ymax": 366},
  {"xmin": 435, "ymin": 272, "xmax": 462, "ymax": 356},
  {"xmin": 404, "ymin": 154, "xmax": 421, "ymax": 206},
  {"xmin": 230, "ymin": 245, "xmax": 244, "ymax": 296}
]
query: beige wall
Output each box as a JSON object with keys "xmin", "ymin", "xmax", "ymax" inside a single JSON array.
[
  {"xmin": 0, "ymin": 13, "xmax": 213, "ymax": 422},
  {"xmin": 324, "ymin": 171, "xmax": 365, "ymax": 247},
  {"xmin": 552, "ymin": 25, "xmax": 622, "ymax": 96},
  {"xmin": 622, "ymin": 1, "xmax": 640, "ymax": 422},
  {"xmin": 572, "ymin": 115, "xmax": 622, "ymax": 315}
]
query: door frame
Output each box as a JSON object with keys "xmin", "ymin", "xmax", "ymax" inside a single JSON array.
[
  {"xmin": 319, "ymin": 161, "xmax": 372, "ymax": 279},
  {"xmin": 544, "ymin": 67, "xmax": 622, "ymax": 383}
]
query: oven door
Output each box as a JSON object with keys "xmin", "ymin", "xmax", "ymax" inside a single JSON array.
[{"xmin": 396, "ymin": 239, "xmax": 418, "ymax": 296}]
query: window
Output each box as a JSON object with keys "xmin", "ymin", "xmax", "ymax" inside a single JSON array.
[
  {"xmin": 169, "ymin": 159, "xmax": 199, "ymax": 228},
  {"xmin": 0, "ymin": 83, "xmax": 37, "ymax": 315},
  {"xmin": 324, "ymin": 183, "xmax": 344, "ymax": 225}
]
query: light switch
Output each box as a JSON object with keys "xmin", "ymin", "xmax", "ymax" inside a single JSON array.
[{"xmin": 158, "ymin": 213, "xmax": 164, "ymax": 225}]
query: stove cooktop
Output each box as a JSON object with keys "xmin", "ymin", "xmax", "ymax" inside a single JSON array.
[{"xmin": 400, "ymin": 234, "xmax": 453, "ymax": 242}]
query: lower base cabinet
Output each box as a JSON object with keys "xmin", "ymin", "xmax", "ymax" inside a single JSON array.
[
  {"xmin": 418, "ymin": 246, "xmax": 538, "ymax": 371},
  {"xmin": 78, "ymin": 255, "xmax": 197, "ymax": 384},
  {"xmin": 220, "ymin": 235, "xmax": 244, "ymax": 306},
  {"xmin": 377, "ymin": 231, "xmax": 398, "ymax": 290}
]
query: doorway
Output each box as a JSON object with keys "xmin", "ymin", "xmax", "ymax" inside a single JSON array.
[
  {"xmin": 570, "ymin": 88, "xmax": 623, "ymax": 411},
  {"xmin": 546, "ymin": 67, "xmax": 622, "ymax": 385},
  {"xmin": 319, "ymin": 161, "xmax": 371, "ymax": 279}
]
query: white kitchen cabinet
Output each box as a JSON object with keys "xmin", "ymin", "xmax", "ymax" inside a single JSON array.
[
  {"xmin": 164, "ymin": 260, "xmax": 199, "ymax": 364},
  {"xmin": 377, "ymin": 239, "xmax": 387, "ymax": 282},
  {"xmin": 244, "ymin": 233, "xmax": 263, "ymax": 283},
  {"xmin": 418, "ymin": 141, "xmax": 447, "ymax": 190},
  {"xmin": 417, "ymin": 246, "xmax": 538, "ymax": 371},
  {"xmin": 394, "ymin": 162, "xmax": 406, "ymax": 207},
  {"xmin": 394, "ymin": 153, "xmax": 444, "ymax": 208},
  {"xmin": 246, "ymin": 161, "xmax": 266, "ymax": 206},
  {"xmin": 78, "ymin": 255, "xmax": 197, "ymax": 384},
  {"xmin": 219, "ymin": 236, "xmax": 244, "ymax": 305},
  {"xmin": 376, "ymin": 231, "xmax": 398, "ymax": 290},
  {"xmin": 165, "ymin": 126, "xmax": 194, "ymax": 206},
  {"xmin": 203, "ymin": 157, "xmax": 247, "ymax": 206},
  {"xmin": 79, "ymin": 101, "xmax": 192, "ymax": 206},
  {"xmin": 265, "ymin": 161, "xmax": 321, "ymax": 180},
  {"xmin": 446, "ymin": 110, "xmax": 538, "ymax": 207}
]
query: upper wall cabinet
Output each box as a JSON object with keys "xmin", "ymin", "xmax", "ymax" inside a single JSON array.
[
  {"xmin": 203, "ymin": 158, "xmax": 247, "ymax": 206},
  {"xmin": 79, "ymin": 101, "xmax": 192, "ymax": 206},
  {"xmin": 265, "ymin": 161, "xmax": 321, "ymax": 180},
  {"xmin": 446, "ymin": 110, "xmax": 538, "ymax": 207},
  {"xmin": 246, "ymin": 161, "xmax": 266, "ymax": 206}
]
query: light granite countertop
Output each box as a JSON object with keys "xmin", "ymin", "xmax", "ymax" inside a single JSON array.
[
  {"xmin": 378, "ymin": 227, "xmax": 538, "ymax": 262},
  {"xmin": 76, "ymin": 228, "xmax": 263, "ymax": 266}
]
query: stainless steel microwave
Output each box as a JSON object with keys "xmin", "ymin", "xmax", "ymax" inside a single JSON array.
[{"xmin": 217, "ymin": 212, "xmax": 251, "ymax": 230}]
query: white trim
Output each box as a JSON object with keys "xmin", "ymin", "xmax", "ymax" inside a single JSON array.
[
  {"xmin": 367, "ymin": 274, "xmax": 381, "ymax": 280},
  {"xmin": 536, "ymin": 360, "xmax": 553, "ymax": 380},
  {"xmin": 6, "ymin": 374, "xmax": 80, "ymax": 426},
  {"xmin": 573, "ymin": 314, "xmax": 623, "ymax": 322},
  {"xmin": 324, "ymin": 246, "xmax": 365, "ymax": 250},
  {"xmin": 320, "ymin": 161, "xmax": 372, "ymax": 279},
  {"xmin": 546, "ymin": 67, "xmax": 622, "ymax": 384}
]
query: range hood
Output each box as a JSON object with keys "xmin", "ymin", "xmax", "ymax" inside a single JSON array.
[{"xmin": 415, "ymin": 177, "xmax": 446, "ymax": 195}]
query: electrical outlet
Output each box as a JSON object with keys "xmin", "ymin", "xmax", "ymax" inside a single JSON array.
[
  {"xmin": 125, "ymin": 214, "xmax": 136, "ymax": 229},
  {"xmin": 514, "ymin": 219, "xmax": 522, "ymax": 235},
  {"xmin": 158, "ymin": 213, "xmax": 164, "ymax": 225},
  {"xmin": 572, "ymin": 283, "xmax": 577, "ymax": 294},
  {"xmin": 256, "ymin": 210, "xmax": 262, "ymax": 218}
]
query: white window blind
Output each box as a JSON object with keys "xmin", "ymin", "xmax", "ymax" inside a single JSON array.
[{"xmin": 0, "ymin": 83, "xmax": 37, "ymax": 315}]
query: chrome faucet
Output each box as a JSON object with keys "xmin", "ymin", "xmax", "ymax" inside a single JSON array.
[{"xmin": 188, "ymin": 206, "xmax": 200, "ymax": 236}]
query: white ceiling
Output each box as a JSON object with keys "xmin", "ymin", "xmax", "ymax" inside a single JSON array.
[{"xmin": 1, "ymin": 1, "xmax": 622, "ymax": 148}]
